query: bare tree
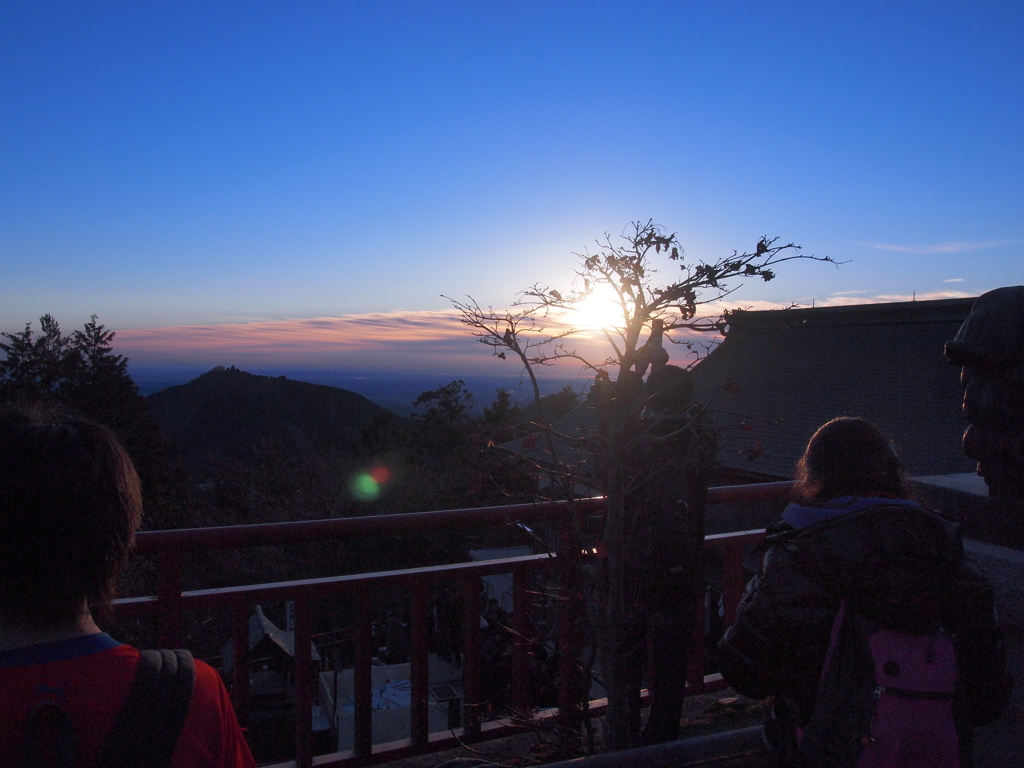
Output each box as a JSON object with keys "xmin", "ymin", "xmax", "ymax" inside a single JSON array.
[
  {"xmin": 442, "ymin": 297, "xmax": 576, "ymax": 412},
  {"xmin": 448, "ymin": 220, "xmax": 837, "ymax": 749}
]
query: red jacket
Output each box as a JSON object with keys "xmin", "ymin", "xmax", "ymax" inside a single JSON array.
[{"xmin": 0, "ymin": 633, "xmax": 256, "ymax": 768}]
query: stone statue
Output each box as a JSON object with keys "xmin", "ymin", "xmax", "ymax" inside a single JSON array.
[{"xmin": 945, "ymin": 286, "xmax": 1024, "ymax": 500}]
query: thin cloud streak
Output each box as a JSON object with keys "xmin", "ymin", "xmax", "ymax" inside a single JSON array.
[
  {"xmin": 815, "ymin": 290, "xmax": 975, "ymax": 306},
  {"xmin": 113, "ymin": 290, "xmax": 981, "ymax": 372},
  {"xmin": 114, "ymin": 309, "xmax": 612, "ymax": 371},
  {"xmin": 117, "ymin": 310, "xmax": 468, "ymax": 353},
  {"xmin": 862, "ymin": 241, "xmax": 1006, "ymax": 254},
  {"xmin": 707, "ymin": 290, "xmax": 976, "ymax": 312}
]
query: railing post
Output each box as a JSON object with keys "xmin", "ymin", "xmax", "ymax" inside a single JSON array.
[
  {"xmin": 354, "ymin": 590, "xmax": 373, "ymax": 758},
  {"xmin": 722, "ymin": 543, "xmax": 747, "ymax": 628},
  {"xmin": 462, "ymin": 573, "xmax": 483, "ymax": 739},
  {"xmin": 685, "ymin": 581, "xmax": 707, "ymax": 695},
  {"xmin": 231, "ymin": 594, "xmax": 251, "ymax": 727},
  {"xmin": 156, "ymin": 550, "xmax": 183, "ymax": 648},
  {"xmin": 512, "ymin": 564, "xmax": 529, "ymax": 710},
  {"xmin": 409, "ymin": 582, "xmax": 430, "ymax": 747},
  {"xmin": 293, "ymin": 595, "xmax": 313, "ymax": 768},
  {"xmin": 556, "ymin": 509, "xmax": 584, "ymax": 736}
]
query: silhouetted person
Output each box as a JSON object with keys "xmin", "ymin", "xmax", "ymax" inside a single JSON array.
[
  {"xmin": 619, "ymin": 364, "xmax": 716, "ymax": 745},
  {"xmin": 719, "ymin": 418, "xmax": 1010, "ymax": 767},
  {"xmin": 0, "ymin": 407, "xmax": 256, "ymax": 766}
]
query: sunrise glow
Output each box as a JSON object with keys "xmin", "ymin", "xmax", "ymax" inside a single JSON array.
[{"xmin": 572, "ymin": 284, "xmax": 627, "ymax": 332}]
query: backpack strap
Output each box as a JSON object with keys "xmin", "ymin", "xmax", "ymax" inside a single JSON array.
[
  {"xmin": 95, "ymin": 649, "xmax": 196, "ymax": 768},
  {"xmin": 22, "ymin": 701, "xmax": 77, "ymax": 768}
]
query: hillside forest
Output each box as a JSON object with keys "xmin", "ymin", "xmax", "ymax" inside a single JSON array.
[{"xmin": 0, "ymin": 315, "xmax": 580, "ymax": 654}]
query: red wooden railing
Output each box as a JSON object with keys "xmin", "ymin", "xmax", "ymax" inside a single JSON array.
[{"xmin": 114, "ymin": 482, "xmax": 793, "ymax": 768}]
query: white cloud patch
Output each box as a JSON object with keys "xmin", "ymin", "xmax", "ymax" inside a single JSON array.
[
  {"xmin": 943, "ymin": 278, "xmax": 964, "ymax": 283},
  {"xmin": 790, "ymin": 290, "xmax": 976, "ymax": 308},
  {"xmin": 831, "ymin": 290, "xmax": 867, "ymax": 296},
  {"xmin": 862, "ymin": 241, "xmax": 1006, "ymax": 254}
]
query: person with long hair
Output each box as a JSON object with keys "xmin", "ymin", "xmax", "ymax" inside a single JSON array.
[{"xmin": 718, "ymin": 417, "xmax": 1010, "ymax": 767}]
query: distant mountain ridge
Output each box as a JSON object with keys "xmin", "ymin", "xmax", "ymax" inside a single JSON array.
[{"xmin": 146, "ymin": 366, "xmax": 391, "ymax": 474}]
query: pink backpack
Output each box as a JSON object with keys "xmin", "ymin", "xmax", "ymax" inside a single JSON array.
[{"xmin": 798, "ymin": 600, "xmax": 960, "ymax": 768}]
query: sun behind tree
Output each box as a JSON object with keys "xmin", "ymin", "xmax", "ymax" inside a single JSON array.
[{"xmin": 447, "ymin": 220, "xmax": 837, "ymax": 750}]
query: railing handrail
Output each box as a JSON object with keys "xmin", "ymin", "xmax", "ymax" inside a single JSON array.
[
  {"xmin": 132, "ymin": 497, "xmax": 606, "ymax": 554},
  {"xmin": 113, "ymin": 553, "xmax": 558, "ymax": 611},
  {"xmin": 132, "ymin": 482, "xmax": 794, "ymax": 554}
]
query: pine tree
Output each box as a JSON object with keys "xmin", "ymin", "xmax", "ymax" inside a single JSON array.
[{"xmin": 0, "ymin": 314, "xmax": 195, "ymax": 529}]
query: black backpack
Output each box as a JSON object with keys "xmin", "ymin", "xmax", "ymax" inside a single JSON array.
[{"xmin": 22, "ymin": 649, "xmax": 195, "ymax": 768}]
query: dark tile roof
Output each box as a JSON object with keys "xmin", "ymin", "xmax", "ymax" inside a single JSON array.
[{"xmin": 691, "ymin": 297, "xmax": 977, "ymax": 479}]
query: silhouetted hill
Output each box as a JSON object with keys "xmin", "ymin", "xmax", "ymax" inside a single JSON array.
[{"xmin": 146, "ymin": 366, "xmax": 390, "ymax": 475}]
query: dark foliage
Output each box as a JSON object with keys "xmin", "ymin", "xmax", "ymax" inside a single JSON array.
[{"xmin": 0, "ymin": 315, "xmax": 195, "ymax": 530}]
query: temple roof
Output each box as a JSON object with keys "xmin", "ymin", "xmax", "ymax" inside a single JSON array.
[{"xmin": 691, "ymin": 297, "xmax": 978, "ymax": 480}]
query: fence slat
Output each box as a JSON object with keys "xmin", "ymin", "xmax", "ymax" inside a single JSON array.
[
  {"xmin": 294, "ymin": 596, "xmax": 313, "ymax": 768},
  {"xmin": 556, "ymin": 514, "xmax": 584, "ymax": 734},
  {"xmin": 354, "ymin": 590, "xmax": 373, "ymax": 758},
  {"xmin": 686, "ymin": 583, "xmax": 707, "ymax": 695},
  {"xmin": 512, "ymin": 564, "xmax": 529, "ymax": 711},
  {"xmin": 721, "ymin": 543, "xmax": 747, "ymax": 628},
  {"xmin": 409, "ymin": 582, "xmax": 430, "ymax": 747},
  {"xmin": 231, "ymin": 594, "xmax": 251, "ymax": 727},
  {"xmin": 462, "ymin": 573, "xmax": 483, "ymax": 738}
]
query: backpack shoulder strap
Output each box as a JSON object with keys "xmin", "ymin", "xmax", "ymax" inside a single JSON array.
[
  {"xmin": 799, "ymin": 599, "xmax": 878, "ymax": 768},
  {"xmin": 95, "ymin": 649, "xmax": 196, "ymax": 768}
]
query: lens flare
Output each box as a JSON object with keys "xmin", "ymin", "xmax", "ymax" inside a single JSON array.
[{"xmin": 351, "ymin": 464, "xmax": 393, "ymax": 501}]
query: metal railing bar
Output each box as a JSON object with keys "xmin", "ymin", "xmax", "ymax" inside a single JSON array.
[
  {"xmin": 133, "ymin": 498, "xmax": 606, "ymax": 554},
  {"xmin": 113, "ymin": 554, "xmax": 558, "ymax": 612},
  {"xmin": 707, "ymin": 481, "xmax": 793, "ymax": 504},
  {"xmin": 703, "ymin": 528, "xmax": 767, "ymax": 543},
  {"xmin": 112, "ymin": 595, "xmax": 157, "ymax": 607},
  {"xmin": 130, "ymin": 482, "xmax": 789, "ymax": 556}
]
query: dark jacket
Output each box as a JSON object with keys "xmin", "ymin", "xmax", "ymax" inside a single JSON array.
[
  {"xmin": 622, "ymin": 406, "xmax": 715, "ymax": 591},
  {"xmin": 718, "ymin": 497, "xmax": 1010, "ymax": 764}
]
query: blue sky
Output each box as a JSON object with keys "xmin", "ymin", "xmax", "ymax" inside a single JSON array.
[{"xmin": 2, "ymin": 1, "xmax": 1021, "ymax": 374}]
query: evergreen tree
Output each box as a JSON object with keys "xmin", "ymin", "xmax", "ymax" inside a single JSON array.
[
  {"xmin": 0, "ymin": 314, "xmax": 195, "ymax": 529},
  {"xmin": 0, "ymin": 314, "xmax": 74, "ymax": 402}
]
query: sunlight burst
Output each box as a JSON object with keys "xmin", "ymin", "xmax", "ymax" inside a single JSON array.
[{"xmin": 573, "ymin": 284, "xmax": 625, "ymax": 331}]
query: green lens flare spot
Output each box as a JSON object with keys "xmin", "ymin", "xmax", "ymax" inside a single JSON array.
[{"xmin": 352, "ymin": 473, "xmax": 380, "ymax": 500}]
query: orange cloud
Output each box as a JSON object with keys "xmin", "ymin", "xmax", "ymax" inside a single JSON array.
[
  {"xmin": 114, "ymin": 309, "xmax": 619, "ymax": 371},
  {"xmin": 112, "ymin": 305, "xmax": 757, "ymax": 372},
  {"xmin": 114, "ymin": 311, "xmax": 475, "ymax": 367},
  {"xmin": 118, "ymin": 310, "xmax": 464, "ymax": 351}
]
